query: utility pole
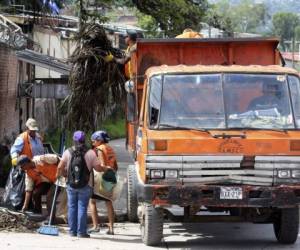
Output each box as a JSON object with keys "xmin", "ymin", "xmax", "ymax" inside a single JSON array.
[
  {"xmin": 292, "ymin": 36, "xmax": 295, "ymax": 68},
  {"xmin": 79, "ymin": 0, "xmax": 84, "ymax": 32}
]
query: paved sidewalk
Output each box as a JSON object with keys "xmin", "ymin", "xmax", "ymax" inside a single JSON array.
[{"xmin": 0, "ymin": 223, "xmax": 162, "ymax": 250}]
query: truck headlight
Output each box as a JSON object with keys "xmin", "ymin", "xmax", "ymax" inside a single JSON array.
[
  {"xmin": 278, "ymin": 170, "xmax": 291, "ymax": 178},
  {"xmin": 292, "ymin": 170, "xmax": 300, "ymax": 178},
  {"xmin": 165, "ymin": 170, "xmax": 178, "ymax": 179},
  {"xmin": 150, "ymin": 170, "xmax": 164, "ymax": 179}
]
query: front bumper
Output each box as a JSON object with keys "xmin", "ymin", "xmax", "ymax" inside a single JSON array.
[{"xmin": 137, "ymin": 183, "xmax": 300, "ymax": 208}]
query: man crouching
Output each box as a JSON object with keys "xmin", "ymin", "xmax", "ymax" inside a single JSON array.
[{"xmin": 17, "ymin": 154, "xmax": 59, "ymax": 222}]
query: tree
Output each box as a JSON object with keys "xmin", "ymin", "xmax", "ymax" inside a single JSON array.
[
  {"xmin": 130, "ymin": 0, "xmax": 209, "ymax": 37},
  {"xmin": 136, "ymin": 12, "xmax": 164, "ymax": 38},
  {"xmin": 272, "ymin": 12, "xmax": 300, "ymax": 50},
  {"xmin": 210, "ymin": 0, "xmax": 268, "ymax": 34},
  {"xmin": 204, "ymin": 5, "xmax": 234, "ymax": 37}
]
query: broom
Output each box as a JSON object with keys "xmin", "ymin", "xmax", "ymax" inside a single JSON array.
[
  {"xmin": 37, "ymin": 132, "xmax": 65, "ymax": 236},
  {"xmin": 37, "ymin": 182, "xmax": 60, "ymax": 236}
]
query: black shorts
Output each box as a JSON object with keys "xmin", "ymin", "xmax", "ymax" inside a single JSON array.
[{"xmin": 91, "ymin": 194, "xmax": 110, "ymax": 201}]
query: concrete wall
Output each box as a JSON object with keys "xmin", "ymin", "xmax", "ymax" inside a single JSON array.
[
  {"xmin": 31, "ymin": 26, "xmax": 76, "ymax": 133},
  {"xmin": 33, "ymin": 26, "xmax": 76, "ymax": 78}
]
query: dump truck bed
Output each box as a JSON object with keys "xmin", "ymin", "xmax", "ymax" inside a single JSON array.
[{"xmin": 133, "ymin": 37, "xmax": 281, "ymax": 82}]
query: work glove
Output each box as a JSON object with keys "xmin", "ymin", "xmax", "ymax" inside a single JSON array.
[
  {"xmin": 104, "ymin": 52, "xmax": 114, "ymax": 62},
  {"xmin": 11, "ymin": 157, "xmax": 17, "ymax": 167}
]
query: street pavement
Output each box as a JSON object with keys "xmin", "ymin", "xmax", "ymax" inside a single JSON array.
[{"xmin": 1, "ymin": 138, "xmax": 300, "ymax": 250}]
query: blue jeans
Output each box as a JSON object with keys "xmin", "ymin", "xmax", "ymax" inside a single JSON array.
[{"xmin": 67, "ymin": 185, "xmax": 92, "ymax": 236}]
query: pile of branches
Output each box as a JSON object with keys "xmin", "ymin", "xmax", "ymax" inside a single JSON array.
[
  {"xmin": 0, "ymin": 207, "xmax": 38, "ymax": 232},
  {"xmin": 65, "ymin": 23, "xmax": 126, "ymax": 131}
]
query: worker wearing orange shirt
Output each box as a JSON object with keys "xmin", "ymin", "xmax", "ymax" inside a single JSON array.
[{"xmin": 17, "ymin": 154, "xmax": 59, "ymax": 223}]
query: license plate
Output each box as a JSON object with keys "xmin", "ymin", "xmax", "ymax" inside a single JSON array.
[{"xmin": 220, "ymin": 187, "xmax": 243, "ymax": 200}]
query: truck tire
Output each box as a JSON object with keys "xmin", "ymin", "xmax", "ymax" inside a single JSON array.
[
  {"xmin": 273, "ymin": 207, "xmax": 299, "ymax": 244},
  {"xmin": 127, "ymin": 165, "xmax": 138, "ymax": 222},
  {"xmin": 141, "ymin": 204, "xmax": 164, "ymax": 246}
]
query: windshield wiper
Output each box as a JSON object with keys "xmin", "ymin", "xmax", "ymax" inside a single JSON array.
[
  {"xmin": 158, "ymin": 124, "xmax": 212, "ymax": 134},
  {"xmin": 228, "ymin": 127, "xmax": 288, "ymax": 133}
]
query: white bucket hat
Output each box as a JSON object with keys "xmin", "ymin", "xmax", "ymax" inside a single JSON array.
[{"xmin": 25, "ymin": 118, "xmax": 39, "ymax": 131}]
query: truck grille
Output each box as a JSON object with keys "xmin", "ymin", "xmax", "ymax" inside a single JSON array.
[{"xmin": 146, "ymin": 155, "xmax": 300, "ymax": 186}]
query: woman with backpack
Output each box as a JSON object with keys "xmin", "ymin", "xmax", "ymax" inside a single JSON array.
[
  {"xmin": 88, "ymin": 130, "xmax": 118, "ymax": 235},
  {"xmin": 56, "ymin": 131, "xmax": 107, "ymax": 238}
]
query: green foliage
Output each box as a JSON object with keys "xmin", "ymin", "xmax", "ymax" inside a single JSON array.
[
  {"xmin": 265, "ymin": 0, "xmax": 300, "ymax": 15},
  {"xmin": 272, "ymin": 12, "xmax": 300, "ymax": 49},
  {"xmin": 45, "ymin": 128, "xmax": 73, "ymax": 151},
  {"xmin": 212, "ymin": 0, "xmax": 300, "ymax": 16},
  {"xmin": 136, "ymin": 11, "xmax": 164, "ymax": 38},
  {"xmin": 204, "ymin": 6, "xmax": 234, "ymax": 36},
  {"xmin": 75, "ymin": 0, "xmax": 110, "ymax": 25},
  {"xmin": 45, "ymin": 116, "xmax": 125, "ymax": 151},
  {"xmin": 210, "ymin": 0, "xmax": 268, "ymax": 34},
  {"xmin": 131, "ymin": 0, "xmax": 209, "ymax": 37},
  {"xmin": 101, "ymin": 117, "xmax": 125, "ymax": 139}
]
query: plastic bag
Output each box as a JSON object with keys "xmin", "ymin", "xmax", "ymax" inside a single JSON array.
[
  {"xmin": 2, "ymin": 166, "xmax": 25, "ymax": 209},
  {"xmin": 93, "ymin": 171, "xmax": 123, "ymax": 201}
]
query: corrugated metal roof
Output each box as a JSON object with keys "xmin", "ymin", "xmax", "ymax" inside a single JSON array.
[{"xmin": 16, "ymin": 49, "xmax": 71, "ymax": 75}]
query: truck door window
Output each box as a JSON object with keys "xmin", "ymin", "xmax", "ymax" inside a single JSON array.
[
  {"xmin": 288, "ymin": 75, "xmax": 300, "ymax": 128},
  {"xmin": 224, "ymin": 74, "xmax": 294, "ymax": 129},
  {"xmin": 149, "ymin": 75, "xmax": 162, "ymax": 127}
]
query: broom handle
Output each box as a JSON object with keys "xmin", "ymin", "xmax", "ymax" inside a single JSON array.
[{"xmin": 48, "ymin": 182, "xmax": 59, "ymax": 226}]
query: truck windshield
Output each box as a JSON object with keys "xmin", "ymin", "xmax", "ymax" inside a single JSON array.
[{"xmin": 148, "ymin": 73, "xmax": 300, "ymax": 130}]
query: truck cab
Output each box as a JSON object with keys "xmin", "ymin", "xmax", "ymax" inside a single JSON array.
[{"xmin": 125, "ymin": 38, "xmax": 300, "ymax": 246}]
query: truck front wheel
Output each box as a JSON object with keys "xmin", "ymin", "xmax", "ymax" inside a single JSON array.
[
  {"xmin": 141, "ymin": 204, "xmax": 164, "ymax": 246},
  {"xmin": 127, "ymin": 165, "xmax": 138, "ymax": 222},
  {"xmin": 273, "ymin": 207, "xmax": 299, "ymax": 244}
]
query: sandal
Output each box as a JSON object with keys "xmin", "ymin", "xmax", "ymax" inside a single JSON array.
[
  {"xmin": 88, "ymin": 227, "xmax": 100, "ymax": 233},
  {"xmin": 106, "ymin": 229, "xmax": 114, "ymax": 235}
]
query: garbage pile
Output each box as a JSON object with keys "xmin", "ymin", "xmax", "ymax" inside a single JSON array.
[
  {"xmin": 0, "ymin": 207, "xmax": 38, "ymax": 232},
  {"xmin": 64, "ymin": 23, "xmax": 126, "ymax": 130}
]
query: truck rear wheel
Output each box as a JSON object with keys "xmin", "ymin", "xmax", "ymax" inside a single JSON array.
[
  {"xmin": 141, "ymin": 204, "xmax": 164, "ymax": 246},
  {"xmin": 273, "ymin": 207, "xmax": 299, "ymax": 244},
  {"xmin": 127, "ymin": 165, "xmax": 138, "ymax": 222}
]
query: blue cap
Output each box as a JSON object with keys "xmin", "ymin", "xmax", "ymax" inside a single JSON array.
[
  {"xmin": 73, "ymin": 131, "xmax": 85, "ymax": 143},
  {"xmin": 91, "ymin": 130, "xmax": 110, "ymax": 142}
]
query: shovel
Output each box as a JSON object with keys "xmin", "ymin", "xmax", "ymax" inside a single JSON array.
[{"xmin": 37, "ymin": 182, "xmax": 60, "ymax": 236}]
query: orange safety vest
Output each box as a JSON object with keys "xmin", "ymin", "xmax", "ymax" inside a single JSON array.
[
  {"xmin": 26, "ymin": 162, "xmax": 58, "ymax": 186},
  {"xmin": 124, "ymin": 43, "xmax": 137, "ymax": 79},
  {"xmin": 96, "ymin": 144, "xmax": 117, "ymax": 171},
  {"xmin": 20, "ymin": 132, "xmax": 33, "ymax": 159},
  {"xmin": 124, "ymin": 46, "xmax": 131, "ymax": 79}
]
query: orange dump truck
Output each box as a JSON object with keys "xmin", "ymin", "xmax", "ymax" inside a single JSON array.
[{"xmin": 125, "ymin": 38, "xmax": 300, "ymax": 246}]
